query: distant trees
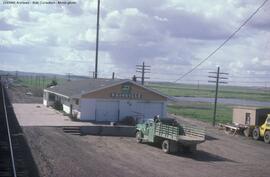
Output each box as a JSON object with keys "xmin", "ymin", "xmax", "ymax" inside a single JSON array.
[{"xmin": 47, "ymin": 79, "xmax": 57, "ymax": 88}]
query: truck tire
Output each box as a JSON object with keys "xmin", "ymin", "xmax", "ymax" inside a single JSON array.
[
  {"xmin": 252, "ymin": 128, "xmax": 260, "ymax": 140},
  {"xmin": 264, "ymin": 131, "xmax": 270, "ymax": 144},
  {"xmin": 162, "ymin": 140, "xmax": 170, "ymax": 153},
  {"xmin": 136, "ymin": 131, "xmax": 142, "ymax": 143}
]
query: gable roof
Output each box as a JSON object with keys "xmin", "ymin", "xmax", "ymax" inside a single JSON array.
[
  {"xmin": 44, "ymin": 78, "xmax": 168, "ymax": 100},
  {"xmin": 45, "ymin": 78, "xmax": 126, "ymax": 98}
]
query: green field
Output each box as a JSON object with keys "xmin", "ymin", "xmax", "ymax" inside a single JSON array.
[
  {"xmin": 167, "ymin": 102, "xmax": 233, "ymax": 123},
  {"xmin": 147, "ymin": 83, "xmax": 270, "ymax": 102}
]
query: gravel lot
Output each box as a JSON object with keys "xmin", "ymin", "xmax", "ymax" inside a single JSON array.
[{"xmin": 23, "ymin": 122, "xmax": 270, "ymax": 177}]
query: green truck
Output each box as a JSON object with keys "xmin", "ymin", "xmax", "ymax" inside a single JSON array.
[{"xmin": 136, "ymin": 117, "xmax": 205, "ymax": 153}]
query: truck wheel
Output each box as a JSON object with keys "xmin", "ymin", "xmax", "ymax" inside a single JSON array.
[
  {"xmin": 264, "ymin": 131, "xmax": 270, "ymax": 144},
  {"xmin": 162, "ymin": 140, "xmax": 170, "ymax": 153},
  {"xmin": 252, "ymin": 128, "xmax": 260, "ymax": 140},
  {"xmin": 136, "ymin": 131, "xmax": 142, "ymax": 143}
]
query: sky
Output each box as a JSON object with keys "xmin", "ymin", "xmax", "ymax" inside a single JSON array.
[{"xmin": 0, "ymin": 0, "xmax": 270, "ymax": 86}]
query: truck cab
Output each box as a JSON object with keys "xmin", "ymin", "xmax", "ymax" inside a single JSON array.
[{"xmin": 136, "ymin": 119, "xmax": 156, "ymax": 143}]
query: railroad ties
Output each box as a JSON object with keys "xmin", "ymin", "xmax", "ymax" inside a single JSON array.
[{"xmin": 0, "ymin": 82, "xmax": 28, "ymax": 177}]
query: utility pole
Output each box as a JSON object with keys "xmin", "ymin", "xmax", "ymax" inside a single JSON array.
[
  {"xmin": 38, "ymin": 75, "xmax": 41, "ymax": 88},
  {"xmin": 136, "ymin": 62, "xmax": 150, "ymax": 85},
  {"xmin": 112, "ymin": 72, "xmax": 115, "ymax": 80},
  {"xmin": 208, "ymin": 67, "xmax": 228, "ymax": 126},
  {"xmin": 94, "ymin": 0, "xmax": 101, "ymax": 79},
  {"xmin": 42, "ymin": 76, "xmax": 45, "ymax": 89},
  {"xmin": 35, "ymin": 75, "xmax": 38, "ymax": 88},
  {"xmin": 66, "ymin": 73, "xmax": 72, "ymax": 81}
]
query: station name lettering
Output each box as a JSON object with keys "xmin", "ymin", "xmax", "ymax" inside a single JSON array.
[{"xmin": 111, "ymin": 93, "xmax": 142, "ymax": 99}]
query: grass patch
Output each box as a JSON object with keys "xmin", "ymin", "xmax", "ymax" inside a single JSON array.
[
  {"xmin": 167, "ymin": 102, "xmax": 233, "ymax": 123},
  {"xmin": 147, "ymin": 83, "xmax": 270, "ymax": 102}
]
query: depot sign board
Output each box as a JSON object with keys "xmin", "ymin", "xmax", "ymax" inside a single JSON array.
[{"xmin": 111, "ymin": 84, "xmax": 143, "ymax": 99}]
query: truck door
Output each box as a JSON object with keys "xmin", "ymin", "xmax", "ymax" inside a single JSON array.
[
  {"xmin": 142, "ymin": 120, "xmax": 150, "ymax": 138},
  {"xmin": 143, "ymin": 120, "xmax": 155, "ymax": 142}
]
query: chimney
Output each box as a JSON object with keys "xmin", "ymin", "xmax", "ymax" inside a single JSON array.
[{"xmin": 132, "ymin": 75, "xmax": 137, "ymax": 82}]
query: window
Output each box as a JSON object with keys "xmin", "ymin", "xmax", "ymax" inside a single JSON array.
[{"xmin": 245, "ymin": 113, "xmax": 251, "ymax": 125}]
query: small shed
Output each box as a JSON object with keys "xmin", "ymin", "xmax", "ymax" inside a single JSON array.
[{"xmin": 233, "ymin": 107, "xmax": 270, "ymax": 126}]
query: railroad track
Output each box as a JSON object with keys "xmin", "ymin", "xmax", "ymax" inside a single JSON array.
[{"xmin": 0, "ymin": 82, "xmax": 28, "ymax": 177}]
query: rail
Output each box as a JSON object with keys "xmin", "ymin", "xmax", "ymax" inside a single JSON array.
[{"xmin": 1, "ymin": 82, "xmax": 17, "ymax": 177}]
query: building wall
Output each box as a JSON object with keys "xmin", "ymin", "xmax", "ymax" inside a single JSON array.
[
  {"xmin": 43, "ymin": 99, "xmax": 48, "ymax": 106},
  {"xmin": 79, "ymin": 98, "xmax": 165, "ymax": 122},
  {"xmin": 80, "ymin": 99, "xmax": 96, "ymax": 120},
  {"xmin": 63, "ymin": 104, "xmax": 70, "ymax": 114},
  {"xmin": 233, "ymin": 108, "xmax": 256, "ymax": 125},
  {"xmin": 43, "ymin": 91, "xmax": 56, "ymax": 107}
]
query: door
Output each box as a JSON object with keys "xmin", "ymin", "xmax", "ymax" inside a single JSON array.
[{"xmin": 96, "ymin": 101, "xmax": 119, "ymax": 122}]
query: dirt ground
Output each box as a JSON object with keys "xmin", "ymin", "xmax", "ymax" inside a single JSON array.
[
  {"xmin": 8, "ymin": 85, "xmax": 43, "ymax": 103},
  {"xmin": 8, "ymin": 84, "xmax": 270, "ymax": 177},
  {"xmin": 22, "ymin": 123, "xmax": 270, "ymax": 177}
]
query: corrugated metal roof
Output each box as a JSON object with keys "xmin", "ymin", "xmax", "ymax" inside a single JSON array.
[{"xmin": 45, "ymin": 78, "xmax": 128, "ymax": 98}]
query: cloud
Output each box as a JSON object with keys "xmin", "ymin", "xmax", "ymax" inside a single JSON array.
[
  {"xmin": 0, "ymin": 18, "xmax": 16, "ymax": 31},
  {"xmin": 0, "ymin": 0, "xmax": 269, "ymax": 86},
  {"xmin": 249, "ymin": 3, "xmax": 270, "ymax": 30},
  {"xmin": 155, "ymin": 8, "xmax": 231, "ymax": 40}
]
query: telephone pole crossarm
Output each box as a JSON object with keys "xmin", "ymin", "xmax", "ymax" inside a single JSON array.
[{"xmin": 208, "ymin": 67, "xmax": 229, "ymax": 126}]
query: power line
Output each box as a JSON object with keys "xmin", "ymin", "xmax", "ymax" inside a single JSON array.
[{"xmin": 174, "ymin": 0, "xmax": 269, "ymax": 82}]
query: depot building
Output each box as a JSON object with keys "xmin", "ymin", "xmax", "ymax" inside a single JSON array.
[{"xmin": 43, "ymin": 78, "xmax": 167, "ymax": 122}]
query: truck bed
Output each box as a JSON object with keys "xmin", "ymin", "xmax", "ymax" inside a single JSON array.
[{"xmin": 154, "ymin": 122, "xmax": 205, "ymax": 145}]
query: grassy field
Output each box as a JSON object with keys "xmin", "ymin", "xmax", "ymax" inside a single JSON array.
[
  {"xmin": 148, "ymin": 82, "xmax": 270, "ymax": 123},
  {"xmin": 167, "ymin": 102, "xmax": 233, "ymax": 123},
  {"xmin": 147, "ymin": 83, "xmax": 270, "ymax": 102}
]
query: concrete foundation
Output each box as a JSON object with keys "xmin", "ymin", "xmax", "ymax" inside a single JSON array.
[{"xmin": 80, "ymin": 125, "xmax": 136, "ymax": 137}]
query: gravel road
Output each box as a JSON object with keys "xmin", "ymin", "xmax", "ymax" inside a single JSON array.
[{"xmin": 23, "ymin": 124, "xmax": 270, "ymax": 177}]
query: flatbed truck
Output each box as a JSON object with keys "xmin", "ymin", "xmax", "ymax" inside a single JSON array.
[{"xmin": 136, "ymin": 117, "xmax": 205, "ymax": 153}]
